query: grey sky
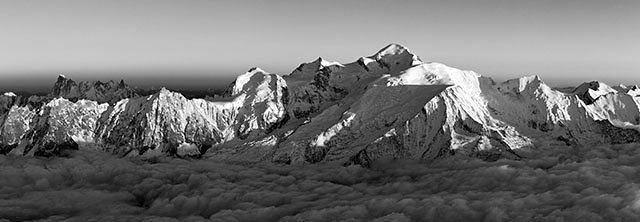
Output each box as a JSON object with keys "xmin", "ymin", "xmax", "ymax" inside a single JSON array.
[{"xmin": 1, "ymin": 0, "xmax": 639, "ymax": 91}]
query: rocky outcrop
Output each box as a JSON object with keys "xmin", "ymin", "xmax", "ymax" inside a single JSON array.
[
  {"xmin": 94, "ymin": 89, "xmax": 229, "ymax": 157},
  {"xmin": 0, "ymin": 92, "xmax": 18, "ymax": 115},
  {"xmin": 6, "ymin": 98, "xmax": 106, "ymax": 156},
  {"xmin": 285, "ymin": 58, "xmax": 348, "ymax": 119},
  {"xmin": 572, "ymin": 81, "xmax": 617, "ymax": 105},
  {"xmin": 49, "ymin": 74, "xmax": 139, "ymax": 104},
  {"xmin": 1, "ymin": 106, "xmax": 35, "ymax": 145}
]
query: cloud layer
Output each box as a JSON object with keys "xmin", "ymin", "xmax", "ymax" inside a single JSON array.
[{"xmin": 2, "ymin": 143, "xmax": 640, "ymax": 221}]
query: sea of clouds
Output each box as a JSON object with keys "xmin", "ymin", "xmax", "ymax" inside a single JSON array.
[{"xmin": 3, "ymin": 143, "xmax": 640, "ymax": 221}]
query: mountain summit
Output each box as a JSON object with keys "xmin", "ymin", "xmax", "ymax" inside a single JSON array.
[
  {"xmin": 50, "ymin": 74, "xmax": 138, "ymax": 104},
  {"xmin": 1, "ymin": 44, "xmax": 640, "ymax": 165}
]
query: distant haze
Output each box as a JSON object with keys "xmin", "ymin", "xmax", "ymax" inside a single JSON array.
[{"xmin": 1, "ymin": 0, "xmax": 639, "ymax": 92}]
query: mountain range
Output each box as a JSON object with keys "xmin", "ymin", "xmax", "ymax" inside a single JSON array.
[{"xmin": 2, "ymin": 44, "xmax": 640, "ymax": 166}]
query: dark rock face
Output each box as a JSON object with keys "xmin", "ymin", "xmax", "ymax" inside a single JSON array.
[
  {"xmin": 0, "ymin": 95, "xmax": 17, "ymax": 137},
  {"xmin": 304, "ymin": 144, "xmax": 330, "ymax": 164},
  {"xmin": 596, "ymin": 120, "xmax": 640, "ymax": 144},
  {"xmin": 344, "ymin": 149, "xmax": 371, "ymax": 168},
  {"xmin": 50, "ymin": 75, "xmax": 77, "ymax": 98},
  {"xmin": 17, "ymin": 96, "xmax": 49, "ymax": 110},
  {"xmin": 49, "ymin": 74, "xmax": 139, "ymax": 104},
  {"xmin": 32, "ymin": 139, "xmax": 79, "ymax": 157},
  {"xmin": 286, "ymin": 59, "xmax": 349, "ymax": 119},
  {"xmin": 0, "ymin": 94, "xmax": 18, "ymax": 115},
  {"xmin": 0, "ymin": 143, "xmax": 17, "ymax": 155},
  {"xmin": 372, "ymin": 43, "xmax": 422, "ymax": 74}
]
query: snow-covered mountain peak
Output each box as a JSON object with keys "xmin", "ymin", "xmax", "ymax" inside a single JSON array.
[
  {"xmin": 573, "ymin": 81, "xmax": 617, "ymax": 104},
  {"xmin": 46, "ymin": 97, "xmax": 69, "ymax": 106},
  {"xmin": 627, "ymin": 87, "xmax": 640, "ymax": 97},
  {"xmin": 496, "ymin": 75, "xmax": 548, "ymax": 94},
  {"xmin": 627, "ymin": 85, "xmax": 639, "ymax": 91},
  {"xmin": 288, "ymin": 57, "xmax": 344, "ymax": 80},
  {"xmin": 575, "ymin": 81, "xmax": 611, "ymax": 91},
  {"xmin": 247, "ymin": 67, "xmax": 266, "ymax": 73},
  {"xmin": 316, "ymin": 57, "xmax": 343, "ymax": 68},
  {"xmin": 388, "ymin": 63, "xmax": 453, "ymax": 85},
  {"xmin": 386, "ymin": 62, "xmax": 487, "ymax": 94},
  {"xmin": 369, "ymin": 43, "xmax": 423, "ymax": 74},
  {"xmin": 230, "ymin": 67, "xmax": 281, "ymax": 96},
  {"xmin": 0, "ymin": 93, "xmax": 20, "ymax": 116},
  {"xmin": 520, "ymin": 75, "xmax": 543, "ymax": 84},
  {"xmin": 156, "ymin": 87, "xmax": 174, "ymax": 95},
  {"xmin": 53, "ymin": 73, "xmax": 75, "ymax": 84},
  {"xmin": 614, "ymin": 84, "xmax": 640, "ymax": 96},
  {"xmin": 374, "ymin": 43, "xmax": 413, "ymax": 57}
]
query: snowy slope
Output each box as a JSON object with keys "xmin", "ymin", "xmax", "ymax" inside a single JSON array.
[{"xmin": 5, "ymin": 98, "xmax": 107, "ymax": 156}]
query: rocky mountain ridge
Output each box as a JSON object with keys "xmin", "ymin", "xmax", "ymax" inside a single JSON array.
[
  {"xmin": 49, "ymin": 74, "xmax": 139, "ymax": 104},
  {"xmin": 2, "ymin": 44, "xmax": 640, "ymax": 166}
]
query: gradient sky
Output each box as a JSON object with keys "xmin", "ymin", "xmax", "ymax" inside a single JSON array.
[{"xmin": 1, "ymin": 0, "xmax": 639, "ymax": 92}]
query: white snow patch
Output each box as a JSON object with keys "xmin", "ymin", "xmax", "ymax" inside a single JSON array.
[{"xmin": 319, "ymin": 58, "xmax": 344, "ymax": 67}]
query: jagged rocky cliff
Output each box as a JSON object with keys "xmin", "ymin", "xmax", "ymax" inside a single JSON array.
[
  {"xmin": 49, "ymin": 74, "xmax": 139, "ymax": 104},
  {"xmin": 2, "ymin": 44, "xmax": 640, "ymax": 165}
]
